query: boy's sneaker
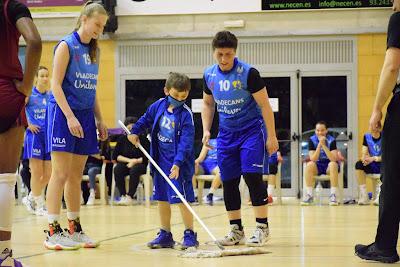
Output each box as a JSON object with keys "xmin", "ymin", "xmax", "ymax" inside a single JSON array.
[
  {"xmin": 206, "ymin": 193, "xmax": 213, "ymax": 206},
  {"xmin": 246, "ymin": 223, "xmax": 270, "ymax": 247},
  {"xmin": 86, "ymin": 190, "xmax": 95, "ymax": 206},
  {"xmin": 218, "ymin": 224, "xmax": 245, "ymax": 246},
  {"xmin": 181, "ymin": 229, "xmax": 199, "ymax": 250},
  {"xmin": 329, "ymin": 194, "xmax": 339, "ymax": 206},
  {"xmin": 355, "ymin": 243, "xmax": 399, "ymax": 263},
  {"xmin": 22, "ymin": 192, "xmax": 36, "ymax": 214},
  {"xmin": 44, "ymin": 221, "xmax": 81, "ymax": 250},
  {"xmin": 67, "ymin": 218, "xmax": 99, "ymax": 248},
  {"xmin": 118, "ymin": 195, "xmax": 134, "ymax": 206},
  {"xmin": 0, "ymin": 249, "xmax": 24, "ymax": 267},
  {"xmin": 358, "ymin": 192, "xmax": 369, "ymax": 205},
  {"xmin": 373, "ymin": 191, "xmax": 380, "ymax": 206},
  {"xmin": 300, "ymin": 194, "xmax": 313, "ymax": 206},
  {"xmin": 147, "ymin": 229, "xmax": 175, "ymax": 249}
]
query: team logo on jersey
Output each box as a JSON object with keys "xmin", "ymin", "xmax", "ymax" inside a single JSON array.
[
  {"xmin": 33, "ymin": 148, "xmax": 41, "ymax": 155},
  {"xmin": 43, "ymin": 99, "xmax": 47, "ymax": 105},
  {"xmin": 374, "ymin": 144, "xmax": 381, "ymax": 153},
  {"xmin": 232, "ymin": 80, "xmax": 242, "ymax": 90},
  {"xmin": 237, "ymin": 65, "xmax": 244, "ymax": 74},
  {"xmin": 52, "ymin": 137, "xmax": 66, "ymax": 147}
]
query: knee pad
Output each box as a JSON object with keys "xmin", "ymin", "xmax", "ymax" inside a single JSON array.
[
  {"xmin": 222, "ymin": 178, "xmax": 241, "ymax": 211},
  {"xmin": 243, "ymin": 173, "xmax": 267, "ymax": 206},
  {"xmin": 0, "ymin": 174, "xmax": 16, "ymax": 231}
]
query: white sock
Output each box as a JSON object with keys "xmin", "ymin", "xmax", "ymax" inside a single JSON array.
[
  {"xmin": 48, "ymin": 214, "xmax": 60, "ymax": 224},
  {"xmin": 0, "ymin": 240, "xmax": 11, "ymax": 253},
  {"xmin": 33, "ymin": 195, "xmax": 43, "ymax": 204},
  {"xmin": 359, "ymin": 184, "xmax": 367, "ymax": 195},
  {"xmin": 67, "ymin": 212, "xmax": 80, "ymax": 221},
  {"xmin": 89, "ymin": 189, "xmax": 95, "ymax": 195},
  {"xmin": 306, "ymin": 187, "xmax": 313, "ymax": 196},
  {"xmin": 267, "ymin": 185, "xmax": 275, "ymax": 197},
  {"xmin": 330, "ymin": 187, "xmax": 338, "ymax": 195}
]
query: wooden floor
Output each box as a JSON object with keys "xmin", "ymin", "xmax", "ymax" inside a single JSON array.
[{"xmin": 11, "ymin": 198, "xmax": 396, "ymax": 267}]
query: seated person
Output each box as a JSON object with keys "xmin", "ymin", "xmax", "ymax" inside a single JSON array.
[
  {"xmin": 112, "ymin": 117, "xmax": 149, "ymax": 205},
  {"xmin": 355, "ymin": 128, "xmax": 382, "ymax": 205},
  {"xmin": 301, "ymin": 121, "xmax": 339, "ymax": 206},
  {"xmin": 264, "ymin": 151, "xmax": 282, "ymax": 205},
  {"xmin": 193, "ymin": 138, "xmax": 221, "ymax": 205}
]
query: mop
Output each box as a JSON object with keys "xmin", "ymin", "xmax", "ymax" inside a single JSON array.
[{"xmin": 118, "ymin": 120, "xmax": 270, "ymax": 258}]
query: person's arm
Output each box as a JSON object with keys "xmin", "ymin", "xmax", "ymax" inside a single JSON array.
[
  {"xmin": 308, "ymin": 140, "xmax": 320, "ymax": 162},
  {"xmin": 94, "ymin": 95, "xmax": 108, "ymax": 141},
  {"xmin": 320, "ymin": 139, "xmax": 338, "ymax": 162},
  {"xmin": 173, "ymin": 112, "xmax": 195, "ymax": 168},
  {"xmin": 51, "ymin": 42, "xmax": 84, "ymax": 139},
  {"xmin": 252, "ymin": 88, "xmax": 278, "ymax": 154},
  {"xmin": 201, "ymin": 92, "xmax": 215, "ymax": 147},
  {"xmin": 370, "ymin": 13, "xmax": 400, "ymax": 131},
  {"xmin": 195, "ymin": 145, "xmax": 209, "ymax": 164},
  {"xmin": 15, "ymin": 17, "xmax": 42, "ymax": 96},
  {"xmin": 361, "ymin": 145, "xmax": 370, "ymax": 159}
]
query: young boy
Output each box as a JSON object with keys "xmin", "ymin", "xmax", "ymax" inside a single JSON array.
[{"xmin": 128, "ymin": 72, "xmax": 198, "ymax": 249}]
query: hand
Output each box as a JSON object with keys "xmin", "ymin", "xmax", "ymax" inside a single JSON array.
[
  {"xmin": 28, "ymin": 124, "xmax": 41, "ymax": 134},
  {"xmin": 362, "ymin": 156, "xmax": 374, "ymax": 166},
  {"xmin": 318, "ymin": 136, "xmax": 326, "ymax": 145},
  {"xmin": 67, "ymin": 115, "xmax": 84, "ymax": 138},
  {"xmin": 202, "ymin": 131, "xmax": 213, "ymax": 149},
  {"xmin": 127, "ymin": 134, "xmax": 140, "ymax": 147},
  {"xmin": 369, "ymin": 109, "xmax": 383, "ymax": 133},
  {"xmin": 127, "ymin": 159, "xmax": 136, "ymax": 168},
  {"xmin": 13, "ymin": 79, "xmax": 31, "ymax": 97},
  {"xmin": 266, "ymin": 135, "xmax": 279, "ymax": 155},
  {"xmin": 393, "ymin": 0, "xmax": 400, "ymax": 11},
  {"xmin": 169, "ymin": 165, "xmax": 180, "ymax": 179},
  {"xmin": 96, "ymin": 120, "xmax": 108, "ymax": 141}
]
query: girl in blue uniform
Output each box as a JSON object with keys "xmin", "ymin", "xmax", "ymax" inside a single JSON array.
[
  {"xmin": 22, "ymin": 66, "xmax": 51, "ymax": 216},
  {"xmin": 44, "ymin": 1, "xmax": 108, "ymax": 250}
]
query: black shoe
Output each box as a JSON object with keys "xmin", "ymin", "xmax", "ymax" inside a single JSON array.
[
  {"xmin": 206, "ymin": 193, "xmax": 213, "ymax": 206},
  {"xmin": 355, "ymin": 243, "xmax": 399, "ymax": 263}
]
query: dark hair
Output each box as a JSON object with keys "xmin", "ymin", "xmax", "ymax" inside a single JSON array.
[
  {"xmin": 74, "ymin": 1, "xmax": 108, "ymax": 63},
  {"xmin": 165, "ymin": 72, "xmax": 191, "ymax": 92},
  {"xmin": 212, "ymin": 31, "xmax": 238, "ymax": 50},
  {"xmin": 36, "ymin": 66, "xmax": 48, "ymax": 76},
  {"xmin": 316, "ymin": 121, "xmax": 328, "ymax": 129},
  {"xmin": 124, "ymin": 116, "xmax": 138, "ymax": 126}
]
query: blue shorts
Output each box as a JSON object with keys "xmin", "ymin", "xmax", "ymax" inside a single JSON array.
[
  {"xmin": 217, "ymin": 120, "xmax": 267, "ymax": 181},
  {"xmin": 153, "ymin": 173, "xmax": 195, "ymax": 204},
  {"xmin": 23, "ymin": 130, "xmax": 51, "ymax": 160},
  {"xmin": 46, "ymin": 102, "xmax": 98, "ymax": 155},
  {"xmin": 200, "ymin": 161, "xmax": 218, "ymax": 175},
  {"xmin": 316, "ymin": 161, "xmax": 340, "ymax": 175}
]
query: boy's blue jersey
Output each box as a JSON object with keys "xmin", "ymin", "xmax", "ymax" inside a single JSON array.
[
  {"xmin": 49, "ymin": 32, "xmax": 98, "ymax": 110},
  {"xmin": 203, "ymin": 58, "xmax": 262, "ymax": 132},
  {"xmin": 365, "ymin": 133, "xmax": 382, "ymax": 157},
  {"xmin": 25, "ymin": 87, "xmax": 49, "ymax": 129},
  {"xmin": 158, "ymin": 110, "xmax": 176, "ymax": 164}
]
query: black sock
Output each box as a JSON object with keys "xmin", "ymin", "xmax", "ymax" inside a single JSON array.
[
  {"xmin": 256, "ymin": 217, "xmax": 268, "ymax": 226},
  {"xmin": 230, "ymin": 219, "xmax": 243, "ymax": 230}
]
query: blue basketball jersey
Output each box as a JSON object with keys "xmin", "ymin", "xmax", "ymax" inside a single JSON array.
[
  {"xmin": 204, "ymin": 58, "xmax": 262, "ymax": 131},
  {"xmin": 25, "ymin": 87, "xmax": 49, "ymax": 129},
  {"xmin": 365, "ymin": 133, "xmax": 382, "ymax": 157},
  {"xmin": 49, "ymin": 32, "xmax": 98, "ymax": 110},
  {"xmin": 157, "ymin": 110, "xmax": 176, "ymax": 165},
  {"xmin": 310, "ymin": 134, "xmax": 335, "ymax": 162}
]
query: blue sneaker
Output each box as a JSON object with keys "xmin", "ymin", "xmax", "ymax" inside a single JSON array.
[
  {"xmin": 206, "ymin": 193, "xmax": 214, "ymax": 206},
  {"xmin": 300, "ymin": 194, "xmax": 314, "ymax": 206},
  {"xmin": 181, "ymin": 229, "xmax": 199, "ymax": 250},
  {"xmin": 147, "ymin": 229, "xmax": 175, "ymax": 249},
  {"xmin": 0, "ymin": 249, "xmax": 24, "ymax": 267}
]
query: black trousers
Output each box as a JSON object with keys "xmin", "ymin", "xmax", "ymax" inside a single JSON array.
[
  {"xmin": 113, "ymin": 162, "xmax": 147, "ymax": 197},
  {"xmin": 375, "ymin": 93, "xmax": 400, "ymax": 251}
]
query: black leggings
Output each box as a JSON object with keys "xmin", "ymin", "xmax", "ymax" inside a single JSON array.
[{"xmin": 113, "ymin": 162, "xmax": 147, "ymax": 197}]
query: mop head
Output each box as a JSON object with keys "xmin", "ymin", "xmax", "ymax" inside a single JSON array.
[{"xmin": 179, "ymin": 246, "xmax": 270, "ymax": 258}]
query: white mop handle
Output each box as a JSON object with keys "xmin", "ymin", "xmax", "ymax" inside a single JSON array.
[{"xmin": 118, "ymin": 120, "xmax": 218, "ymax": 243}]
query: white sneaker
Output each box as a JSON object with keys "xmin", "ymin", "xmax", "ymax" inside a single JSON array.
[
  {"xmin": 35, "ymin": 201, "xmax": 47, "ymax": 216},
  {"xmin": 329, "ymin": 194, "xmax": 339, "ymax": 206},
  {"xmin": 22, "ymin": 192, "xmax": 36, "ymax": 214},
  {"xmin": 218, "ymin": 224, "xmax": 245, "ymax": 246},
  {"xmin": 86, "ymin": 190, "xmax": 96, "ymax": 206},
  {"xmin": 68, "ymin": 231, "xmax": 99, "ymax": 248},
  {"xmin": 373, "ymin": 193, "xmax": 380, "ymax": 206},
  {"xmin": 246, "ymin": 223, "xmax": 270, "ymax": 247},
  {"xmin": 44, "ymin": 225, "xmax": 81, "ymax": 250},
  {"xmin": 118, "ymin": 195, "xmax": 134, "ymax": 206},
  {"xmin": 80, "ymin": 192, "xmax": 85, "ymax": 205},
  {"xmin": 358, "ymin": 192, "xmax": 369, "ymax": 205}
]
